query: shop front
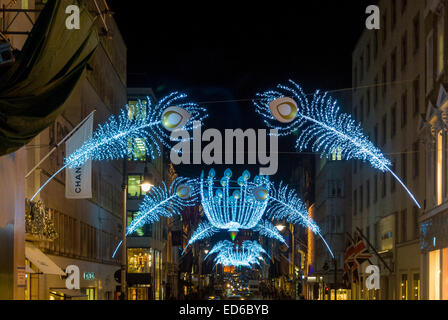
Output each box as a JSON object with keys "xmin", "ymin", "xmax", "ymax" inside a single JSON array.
[{"xmin": 421, "ymin": 209, "xmax": 448, "ymax": 299}]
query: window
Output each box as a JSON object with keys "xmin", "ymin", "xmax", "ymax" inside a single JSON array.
[
  {"xmin": 382, "ymin": 115, "xmax": 387, "ymax": 146},
  {"xmin": 401, "ymin": 32, "xmax": 408, "ymax": 70},
  {"xmin": 402, "ymin": 152, "xmax": 407, "ymax": 183},
  {"xmin": 438, "ymin": 15, "xmax": 445, "ymax": 76},
  {"xmin": 360, "ymin": 55, "xmax": 364, "ymax": 81},
  {"xmin": 413, "ymin": 77, "xmax": 420, "ymax": 115},
  {"xmin": 401, "ymin": 91, "xmax": 407, "ymax": 128},
  {"xmin": 391, "ymin": 161, "xmax": 396, "ymax": 192},
  {"xmin": 360, "ymin": 185, "xmax": 363, "ymax": 212},
  {"xmin": 391, "ymin": 49, "xmax": 397, "ymax": 81},
  {"xmin": 401, "ymin": 274, "xmax": 408, "ymax": 300},
  {"xmin": 374, "ymin": 124, "xmax": 378, "ymax": 145},
  {"xmin": 127, "ymin": 211, "xmax": 152, "ymax": 237},
  {"xmin": 413, "ymin": 274, "xmax": 420, "ymax": 300},
  {"xmin": 374, "ymin": 32, "xmax": 379, "ymax": 60},
  {"xmin": 437, "ymin": 130, "xmax": 443, "ymax": 206},
  {"xmin": 382, "ymin": 172, "xmax": 387, "ymax": 198},
  {"xmin": 331, "ymin": 147, "xmax": 342, "ymax": 161},
  {"xmin": 382, "ymin": 11, "xmax": 387, "ymax": 45},
  {"xmin": 127, "ymin": 138, "xmax": 147, "ymax": 161},
  {"xmin": 442, "ymin": 248, "xmax": 448, "ymax": 300},
  {"xmin": 374, "ymin": 76, "xmax": 379, "ymax": 106},
  {"xmin": 360, "ymin": 98, "xmax": 364, "ymax": 124},
  {"xmin": 128, "ymin": 175, "xmax": 143, "ymax": 199},
  {"xmin": 354, "ymin": 190, "xmax": 357, "ymax": 216},
  {"xmin": 429, "ymin": 250, "xmax": 441, "ymax": 300},
  {"xmin": 413, "ymin": 141, "xmax": 419, "ymax": 178},
  {"xmin": 366, "ymin": 43, "xmax": 371, "ymax": 69},
  {"xmin": 413, "ymin": 14, "xmax": 420, "ymax": 53},
  {"xmin": 391, "ymin": 105, "xmax": 397, "ymax": 138},
  {"xmin": 127, "ymin": 248, "xmax": 153, "ymax": 273},
  {"xmin": 382, "ymin": 63, "xmax": 388, "ymax": 97},
  {"xmin": 401, "ymin": 209, "xmax": 407, "ymax": 242},
  {"xmin": 354, "ymin": 66, "xmax": 358, "ymax": 88},
  {"xmin": 401, "ymin": 0, "xmax": 407, "ymax": 14},
  {"xmin": 374, "ymin": 175, "xmax": 378, "ymax": 203},
  {"xmin": 391, "ymin": 0, "xmax": 396, "ymax": 30},
  {"xmin": 427, "ymin": 32, "xmax": 434, "ymax": 94},
  {"xmin": 413, "ymin": 206, "xmax": 419, "ymax": 240},
  {"xmin": 367, "ymin": 89, "xmax": 371, "ymax": 116},
  {"xmin": 366, "ymin": 180, "xmax": 370, "ymax": 208}
]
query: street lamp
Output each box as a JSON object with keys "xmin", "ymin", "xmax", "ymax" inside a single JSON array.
[
  {"xmin": 140, "ymin": 164, "xmax": 153, "ymax": 193},
  {"xmin": 275, "ymin": 224, "xmax": 286, "ymax": 232}
]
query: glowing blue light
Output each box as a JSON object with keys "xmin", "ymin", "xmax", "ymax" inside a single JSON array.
[
  {"xmin": 205, "ymin": 240, "xmax": 269, "ymax": 268},
  {"xmin": 200, "ymin": 169, "xmax": 270, "ymax": 231},
  {"xmin": 31, "ymin": 93, "xmax": 208, "ymax": 201},
  {"xmin": 66, "ymin": 92, "xmax": 208, "ymax": 168},
  {"xmin": 184, "ymin": 221, "xmax": 218, "ymax": 251},
  {"xmin": 127, "ymin": 177, "xmax": 198, "ymax": 235},
  {"xmin": 253, "ymin": 80, "xmax": 421, "ymax": 208},
  {"xmin": 254, "ymin": 220, "xmax": 287, "ymax": 245}
]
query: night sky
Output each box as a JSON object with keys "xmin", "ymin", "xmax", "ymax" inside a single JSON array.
[{"xmin": 108, "ymin": 0, "xmax": 373, "ymax": 179}]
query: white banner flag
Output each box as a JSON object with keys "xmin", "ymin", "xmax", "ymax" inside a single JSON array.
[{"xmin": 65, "ymin": 113, "xmax": 94, "ymax": 199}]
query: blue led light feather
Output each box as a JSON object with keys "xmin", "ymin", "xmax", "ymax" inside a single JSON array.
[
  {"xmin": 30, "ymin": 92, "xmax": 207, "ymax": 201},
  {"xmin": 254, "ymin": 80, "xmax": 421, "ymax": 208},
  {"xmin": 254, "ymin": 220, "xmax": 287, "ymax": 245},
  {"xmin": 66, "ymin": 92, "xmax": 207, "ymax": 168},
  {"xmin": 205, "ymin": 240, "xmax": 269, "ymax": 268},
  {"xmin": 127, "ymin": 177, "xmax": 198, "ymax": 235},
  {"xmin": 183, "ymin": 221, "xmax": 218, "ymax": 251}
]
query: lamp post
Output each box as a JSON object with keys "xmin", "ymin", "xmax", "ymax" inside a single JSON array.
[
  {"xmin": 275, "ymin": 222, "xmax": 296, "ymax": 299},
  {"xmin": 121, "ymin": 158, "xmax": 127, "ymax": 300}
]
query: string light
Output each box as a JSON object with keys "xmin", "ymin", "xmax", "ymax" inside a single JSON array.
[
  {"xmin": 205, "ymin": 240, "xmax": 269, "ymax": 268},
  {"xmin": 253, "ymin": 80, "xmax": 421, "ymax": 208}
]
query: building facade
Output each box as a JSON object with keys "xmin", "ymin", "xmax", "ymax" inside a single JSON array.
[
  {"xmin": 0, "ymin": 0, "xmax": 127, "ymax": 300},
  {"xmin": 419, "ymin": 0, "xmax": 448, "ymax": 301},
  {"xmin": 352, "ymin": 0, "xmax": 425, "ymax": 300}
]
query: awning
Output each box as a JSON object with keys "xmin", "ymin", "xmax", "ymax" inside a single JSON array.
[
  {"xmin": 49, "ymin": 289, "xmax": 88, "ymax": 299},
  {"xmin": 25, "ymin": 242, "xmax": 65, "ymax": 275}
]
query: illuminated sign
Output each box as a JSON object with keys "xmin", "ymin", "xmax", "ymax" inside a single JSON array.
[{"xmin": 83, "ymin": 272, "xmax": 95, "ymax": 280}]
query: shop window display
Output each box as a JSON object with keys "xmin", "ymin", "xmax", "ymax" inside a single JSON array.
[{"xmin": 128, "ymin": 248, "xmax": 153, "ymax": 273}]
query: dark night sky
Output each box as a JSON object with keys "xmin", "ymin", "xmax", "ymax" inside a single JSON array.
[{"xmin": 108, "ymin": 0, "xmax": 373, "ymax": 179}]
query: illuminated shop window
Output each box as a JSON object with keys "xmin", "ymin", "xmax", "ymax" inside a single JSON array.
[
  {"xmin": 128, "ymin": 100, "xmax": 147, "ymax": 120},
  {"xmin": 128, "ymin": 175, "xmax": 143, "ymax": 198},
  {"xmin": 127, "ymin": 211, "xmax": 152, "ymax": 237},
  {"xmin": 437, "ymin": 130, "xmax": 443, "ymax": 205},
  {"xmin": 413, "ymin": 273, "xmax": 420, "ymax": 300},
  {"xmin": 443, "ymin": 248, "xmax": 448, "ymax": 300},
  {"xmin": 401, "ymin": 274, "xmax": 408, "ymax": 300},
  {"xmin": 85, "ymin": 288, "xmax": 97, "ymax": 300},
  {"xmin": 331, "ymin": 147, "xmax": 342, "ymax": 161},
  {"xmin": 429, "ymin": 249, "xmax": 441, "ymax": 300},
  {"xmin": 127, "ymin": 138, "xmax": 147, "ymax": 161},
  {"xmin": 127, "ymin": 248, "xmax": 153, "ymax": 273}
]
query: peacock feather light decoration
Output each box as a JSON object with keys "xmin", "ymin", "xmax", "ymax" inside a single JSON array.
[
  {"xmin": 112, "ymin": 176, "xmax": 198, "ymax": 258},
  {"xmin": 199, "ymin": 168, "xmax": 270, "ymax": 237},
  {"xmin": 205, "ymin": 240, "xmax": 269, "ymax": 268},
  {"xmin": 253, "ymin": 80, "xmax": 421, "ymax": 208},
  {"xmin": 31, "ymin": 92, "xmax": 208, "ymax": 201}
]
